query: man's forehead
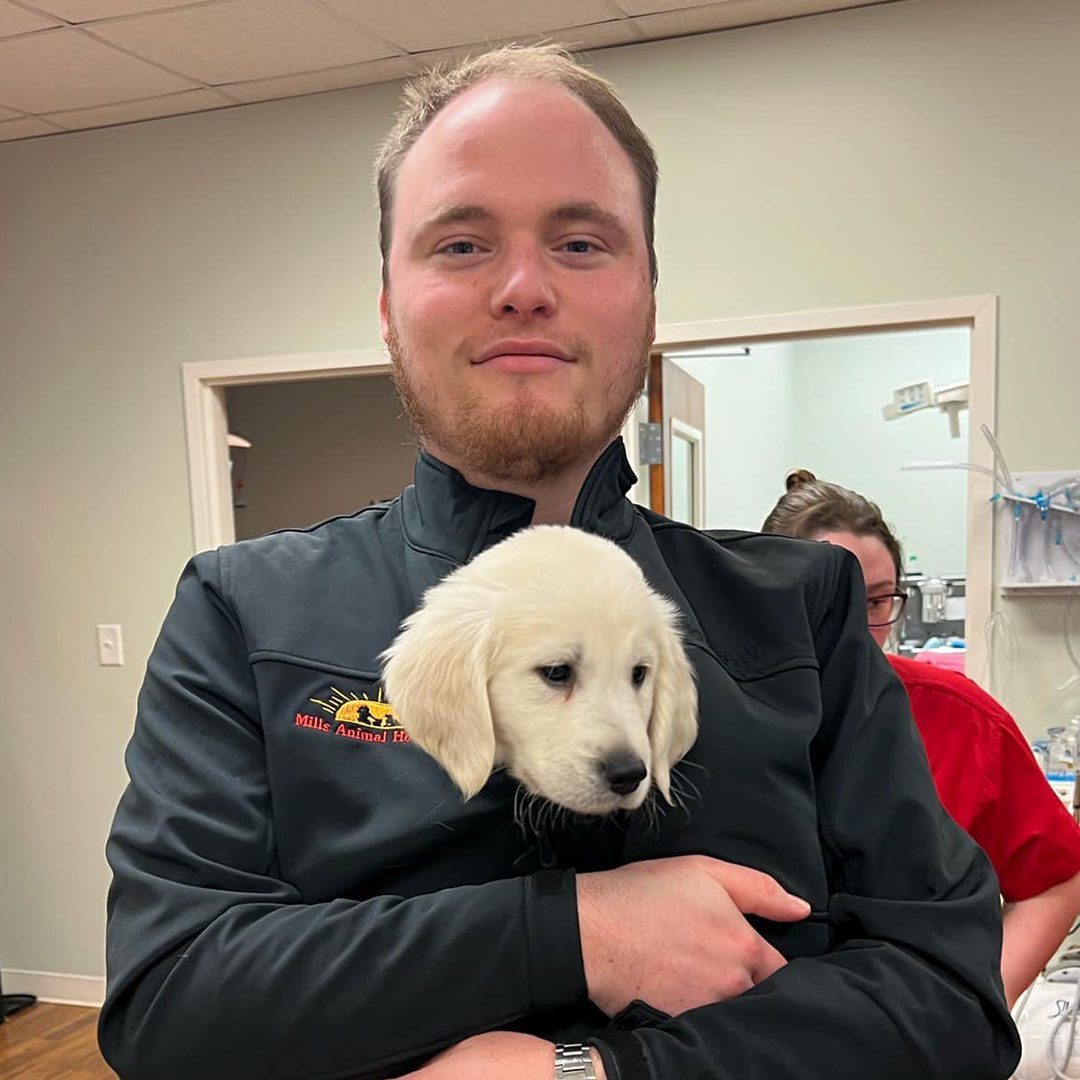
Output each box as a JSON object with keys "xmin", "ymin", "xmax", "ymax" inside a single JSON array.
[
  {"xmin": 393, "ymin": 79, "xmax": 641, "ymax": 226},
  {"xmin": 398, "ymin": 79, "xmax": 629, "ymax": 186},
  {"xmin": 421, "ymin": 77, "xmax": 598, "ymax": 142}
]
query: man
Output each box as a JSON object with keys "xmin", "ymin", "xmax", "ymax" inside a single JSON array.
[{"xmin": 100, "ymin": 46, "xmax": 1020, "ymax": 1080}]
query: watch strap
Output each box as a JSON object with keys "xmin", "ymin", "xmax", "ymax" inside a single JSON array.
[{"xmin": 554, "ymin": 1042, "xmax": 599, "ymax": 1079}]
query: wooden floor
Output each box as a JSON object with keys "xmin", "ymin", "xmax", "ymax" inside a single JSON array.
[{"xmin": 0, "ymin": 1003, "xmax": 116, "ymax": 1079}]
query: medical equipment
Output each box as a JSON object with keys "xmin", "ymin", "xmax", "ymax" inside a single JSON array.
[
  {"xmin": 998, "ymin": 472, "xmax": 1080, "ymax": 591},
  {"xmin": 882, "ymin": 379, "xmax": 970, "ymax": 437},
  {"xmin": 902, "ymin": 427, "xmax": 1080, "ymax": 590},
  {"xmin": 921, "ymin": 576, "xmax": 949, "ymax": 624},
  {"xmin": 902, "ymin": 426, "xmax": 1080, "ymax": 701},
  {"xmin": 1046, "ymin": 725, "xmax": 1078, "ymax": 812},
  {"xmin": 1013, "ymin": 951, "xmax": 1080, "ymax": 1079}
]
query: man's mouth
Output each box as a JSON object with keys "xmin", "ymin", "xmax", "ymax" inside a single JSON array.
[{"xmin": 474, "ymin": 340, "xmax": 574, "ymax": 371}]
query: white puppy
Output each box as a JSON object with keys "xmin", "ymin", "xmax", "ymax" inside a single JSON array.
[{"xmin": 381, "ymin": 525, "xmax": 698, "ymax": 816}]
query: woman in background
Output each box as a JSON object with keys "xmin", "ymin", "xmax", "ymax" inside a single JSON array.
[{"xmin": 763, "ymin": 469, "xmax": 1080, "ymax": 1007}]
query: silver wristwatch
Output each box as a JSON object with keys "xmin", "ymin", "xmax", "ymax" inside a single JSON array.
[{"xmin": 554, "ymin": 1042, "xmax": 598, "ymax": 1079}]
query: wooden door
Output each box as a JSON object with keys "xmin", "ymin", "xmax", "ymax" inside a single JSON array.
[{"xmin": 646, "ymin": 354, "xmax": 706, "ymax": 527}]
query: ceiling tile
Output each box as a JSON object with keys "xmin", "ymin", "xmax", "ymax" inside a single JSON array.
[
  {"xmin": 538, "ymin": 19, "xmax": 640, "ymax": 50},
  {"xmin": 30, "ymin": 0, "xmax": 217, "ymax": 20},
  {"xmin": 221, "ymin": 55, "xmax": 419, "ymax": 104},
  {"xmin": 322, "ymin": 0, "xmax": 624, "ymax": 54},
  {"xmin": 630, "ymin": 0, "xmax": 889, "ymax": 33},
  {"xmin": 615, "ymin": 0, "xmax": 733, "ymax": 15},
  {"xmin": 630, "ymin": 0, "xmax": 790, "ymax": 36},
  {"xmin": 0, "ymin": 115, "xmax": 65, "ymax": 140},
  {"xmin": 0, "ymin": 0, "xmax": 61, "ymax": 37},
  {"xmin": 0, "ymin": 28, "xmax": 196, "ymax": 113},
  {"xmin": 630, "ymin": 1, "xmax": 761, "ymax": 36},
  {"xmin": 413, "ymin": 20, "xmax": 639, "ymax": 73},
  {"xmin": 90, "ymin": 0, "xmax": 400, "ymax": 85},
  {"xmin": 45, "ymin": 86, "xmax": 233, "ymax": 129}
]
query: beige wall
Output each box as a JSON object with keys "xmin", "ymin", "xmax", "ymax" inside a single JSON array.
[
  {"xmin": 2, "ymin": 0, "xmax": 1078, "ymax": 983},
  {"xmin": 227, "ymin": 375, "xmax": 416, "ymax": 541}
]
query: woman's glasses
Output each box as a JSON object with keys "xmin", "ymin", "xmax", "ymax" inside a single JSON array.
[{"xmin": 867, "ymin": 590, "xmax": 908, "ymax": 628}]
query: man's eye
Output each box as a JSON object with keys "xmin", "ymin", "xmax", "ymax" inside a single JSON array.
[
  {"xmin": 631, "ymin": 664, "xmax": 648, "ymax": 687},
  {"xmin": 538, "ymin": 664, "xmax": 573, "ymax": 685},
  {"xmin": 439, "ymin": 241, "xmax": 480, "ymax": 255},
  {"xmin": 562, "ymin": 239, "xmax": 596, "ymax": 254}
]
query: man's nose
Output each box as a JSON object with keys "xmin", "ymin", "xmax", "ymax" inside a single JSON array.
[{"xmin": 489, "ymin": 248, "xmax": 557, "ymax": 318}]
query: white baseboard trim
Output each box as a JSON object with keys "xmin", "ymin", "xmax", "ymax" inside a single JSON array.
[{"xmin": 2, "ymin": 968, "xmax": 105, "ymax": 1008}]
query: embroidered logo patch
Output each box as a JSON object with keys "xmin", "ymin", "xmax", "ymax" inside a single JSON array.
[{"xmin": 294, "ymin": 685, "xmax": 410, "ymax": 745}]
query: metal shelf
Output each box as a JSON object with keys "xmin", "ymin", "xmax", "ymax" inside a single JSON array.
[{"xmin": 1000, "ymin": 582, "xmax": 1080, "ymax": 597}]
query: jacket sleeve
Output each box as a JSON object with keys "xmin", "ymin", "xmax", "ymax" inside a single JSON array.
[
  {"xmin": 591, "ymin": 548, "xmax": 1021, "ymax": 1080},
  {"xmin": 98, "ymin": 551, "xmax": 586, "ymax": 1080}
]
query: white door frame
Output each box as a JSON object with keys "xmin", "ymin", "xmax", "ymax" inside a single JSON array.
[
  {"xmin": 669, "ymin": 417, "xmax": 705, "ymax": 529},
  {"xmin": 182, "ymin": 346, "xmax": 391, "ymax": 555},
  {"xmin": 182, "ymin": 294, "xmax": 996, "ymax": 682}
]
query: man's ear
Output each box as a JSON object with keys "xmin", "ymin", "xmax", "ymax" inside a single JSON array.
[{"xmin": 381, "ymin": 586, "xmax": 497, "ymax": 800}]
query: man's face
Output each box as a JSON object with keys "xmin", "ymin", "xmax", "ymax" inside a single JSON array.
[{"xmin": 380, "ymin": 78, "xmax": 656, "ymax": 486}]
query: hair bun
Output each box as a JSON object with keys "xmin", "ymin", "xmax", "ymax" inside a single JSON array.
[{"xmin": 784, "ymin": 468, "xmax": 817, "ymax": 492}]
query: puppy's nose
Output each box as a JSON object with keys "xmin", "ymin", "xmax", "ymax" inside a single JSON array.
[{"xmin": 601, "ymin": 754, "xmax": 647, "ymax": 796}]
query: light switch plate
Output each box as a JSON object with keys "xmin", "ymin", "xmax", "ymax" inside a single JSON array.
[{"xmin": 97, "ymin": 624, "xmax": 124, "ymax": 666}]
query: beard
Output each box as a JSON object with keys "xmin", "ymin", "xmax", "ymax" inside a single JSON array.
[{"xmin": 386, "ymin": 316, "xmax": 651, "ymax": 487}]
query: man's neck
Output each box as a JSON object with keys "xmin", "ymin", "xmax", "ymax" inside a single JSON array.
[
  {"xmin": 424, "ymin": 445, "xmax": 600, "ymax": 526},
  {"xmin": 515, "ymin": 468, "xmax": 588, "ymax": 525}
]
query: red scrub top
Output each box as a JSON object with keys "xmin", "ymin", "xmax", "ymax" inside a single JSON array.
[{"xmin": 889, "ymin": 653, "xmax": 1080, "ymax": 901}]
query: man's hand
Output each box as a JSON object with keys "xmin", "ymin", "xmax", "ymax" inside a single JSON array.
[
  {"xmin": 392, "ymin": 1033, "xmax": 606, "ymax": 1079},
  {"xmin": 391, "ymin": 857, "xmax": 804, "ymax": 1077},
  {"xmin": 577, "ymin": 855, "xmax": 810, "ymax": 1016}
]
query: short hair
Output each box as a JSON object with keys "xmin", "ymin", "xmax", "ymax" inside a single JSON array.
[
  {"xmin": 374, "ymin": 43, "xmax": 659, "ymax": 288},
  {"xmin": 761, "ymin": 468, "xmax": 905, "ymax": 582}
]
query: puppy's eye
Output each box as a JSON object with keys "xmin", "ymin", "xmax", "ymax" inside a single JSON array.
[
  {"xmin": 538, "ymin": 664, "xmax": 573, "ymax": 686},
  {"xmin": 631, "ymin": 664, "xmax": 648, "ymax": 687}
]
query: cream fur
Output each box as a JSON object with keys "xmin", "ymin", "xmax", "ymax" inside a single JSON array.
[{"xmin": 380, "ymin": 525, "xmax": 698, "ymax": 815}]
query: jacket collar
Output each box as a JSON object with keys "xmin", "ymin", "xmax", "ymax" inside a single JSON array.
[{"xmin": 400, "ymin": 438, "xmax": 639, "ymax": 566}]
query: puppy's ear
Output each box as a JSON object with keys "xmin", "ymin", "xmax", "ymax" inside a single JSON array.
[
  {"xmin": 381, "ymin": 588, "xmax": 496, "ymax": 801},
  {"xmin": 648, "ymin": 601, "xmax": 699, "ymax": 803}
]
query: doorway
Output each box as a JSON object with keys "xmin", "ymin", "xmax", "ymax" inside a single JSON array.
[
  {"xmin": 226, "ymin": 373, "xmax": 415, "ymax": 541},
  {"xmin": 644, "ymin": 326, "xmax": 973, "ymax": 664}
]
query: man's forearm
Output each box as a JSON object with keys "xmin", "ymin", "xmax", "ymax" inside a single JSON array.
[
  {"xmin": 393, "ymin": 1033, "xmax": 608, "ymax": 1079},
  {"xmin": 101, "ymin": 874, "xmax": 584, "ymax": 1080}
]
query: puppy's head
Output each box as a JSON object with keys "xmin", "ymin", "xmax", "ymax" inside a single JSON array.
[{"xmin": 380, "ymin": 526, "xmax": 698, "ymax": 815}]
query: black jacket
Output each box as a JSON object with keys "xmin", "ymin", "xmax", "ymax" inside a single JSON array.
[{"xmin": 100, "ymin": 439, "xmax": 1020, "ymax": 1079}]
